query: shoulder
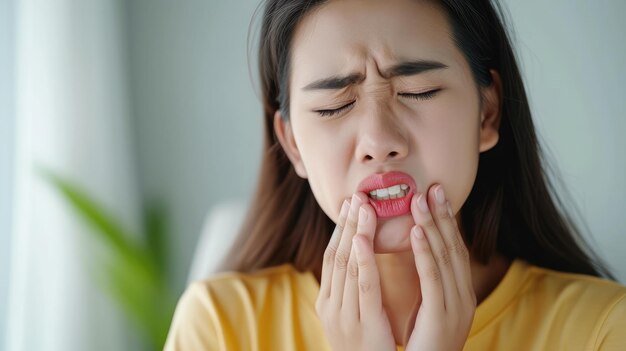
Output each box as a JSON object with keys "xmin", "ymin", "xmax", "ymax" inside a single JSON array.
[
  {"xmin": 186, "ymin": 264, "xmax": 318, "ymax": 307},
  {"xmin": 171, "ymin": 263, "xmax": 313, "ymax": 319},
  {"xmin": 525, "ymin": 263, "xmax": 626, "ymax": 305},
  {"xmin": 469, "ymin": 260, "xmax": 626, "ymax": 350},
  {"xmin": 164, "ymin": 264, "xmax": 320, "ymax": 351},
  {"xmin": 196, "ymin": 263, "xmax": 312, "ymax": 291},
  {"xmin": 524, "ymin": 263, "xmax": 626, "ymax": 349}
]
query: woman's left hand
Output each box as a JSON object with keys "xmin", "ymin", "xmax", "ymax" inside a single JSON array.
[{"xmin": 405, "ymin": 184, "xmax": 476, "ymax": 351}]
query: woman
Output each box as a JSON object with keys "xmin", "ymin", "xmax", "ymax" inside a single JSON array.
[{"xmin": 165, "ymin": 0, "xmax": 626, "ymax": 350}]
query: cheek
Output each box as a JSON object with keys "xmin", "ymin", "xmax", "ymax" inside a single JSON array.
[
  {"xmin": 419, "ymin": 99, "xmax": 480, "ymax": 213},
  {"xmin": 293, "ymin": 123, "xmax": 351, "ymax": 222}
]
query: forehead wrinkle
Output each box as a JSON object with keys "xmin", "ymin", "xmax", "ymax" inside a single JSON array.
[
  {"xmin": 360, "ymin": 55, "xmax": 396, "ymax": 98},
  {"xmin": 293, "ymin": 0, "xmax": 456, "ymax": 95}
]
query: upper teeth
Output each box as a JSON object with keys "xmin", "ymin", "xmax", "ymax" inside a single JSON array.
[{"xmin": 369, "ymin": 184, "xmax": 409, "ymax": 200}]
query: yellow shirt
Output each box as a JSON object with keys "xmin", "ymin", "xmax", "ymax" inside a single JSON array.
[{"xmin": 164, "ymin": 258, "xmax": 626, "ymax": 350}]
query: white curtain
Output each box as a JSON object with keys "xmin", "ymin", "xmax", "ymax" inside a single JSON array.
[{"xmin": 5, "ymin": 1, "xmax": 141, "ymax": 350}]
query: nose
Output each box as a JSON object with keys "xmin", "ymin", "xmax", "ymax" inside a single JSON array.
[{"xmin": 355, "ymin": 104, "xmax": 409, "ymax": 164}]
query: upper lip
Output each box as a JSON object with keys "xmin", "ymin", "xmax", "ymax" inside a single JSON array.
[{"xmin": 357, "ymin": 171, "xmax": 417, "ymax": 195}]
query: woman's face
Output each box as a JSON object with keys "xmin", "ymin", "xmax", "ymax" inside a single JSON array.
[{"xmin": 275, "ymin": 0, "xmax": 501, "ymax": 253}]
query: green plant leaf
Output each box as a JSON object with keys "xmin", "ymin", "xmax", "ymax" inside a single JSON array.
[
  {"xmin": 144, "ymin": 200, "xmax": 168, "ymax": 281},
  {"xmin": 39, "ymin": 167, "xmax": 176, "ymax": 349}
]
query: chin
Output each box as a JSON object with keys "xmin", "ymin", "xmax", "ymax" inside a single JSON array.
[{"xmin": 372, "ymin": 213, "xmax": 414, "ymax": 253}]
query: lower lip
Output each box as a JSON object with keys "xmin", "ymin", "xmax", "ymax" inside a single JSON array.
[{"xmin": 369, "ymin": 190, "xmax": 414, "ymax": 218}]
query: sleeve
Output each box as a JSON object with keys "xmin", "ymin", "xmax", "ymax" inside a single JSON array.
[
  {"xmin": 595, "ymin": 293, "xmax": 626, "ymax": 351},
  {"xmin": 163, "ymin": 282, "xmax": 221, "ymax": 351}
]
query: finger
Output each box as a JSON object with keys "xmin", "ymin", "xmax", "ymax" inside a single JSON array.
[
  {"xmin": 320, "ymin": 199, "xmax": 350, "ymax": 299},
  {"xmin": 411, "ymin": 187, "xmax": 458, "ymax": 311},
  {"xmin": 430, "ymin": 186, "xmax": 473, "ymax": 306},
  {"xmin": 358, "ymin": 203, "xmax": 377, "ymax": 248},
  {"xmin": 445, "ymin": 200, "xmax": 475, "ymax": 305},
  {"xmin": 353, "ymin": 234, "xmax": 384, "ymax": 320},
  {"xmin": 409, "ymin": 225, "xmax": 444, "ymax": 313},
  {"xmin": 341, "ymin": 204, "xmax": 376, "ymax": 320},
  {"xmin": 331, "ymin": 192, "xmax": 368, "ymax": 306}
]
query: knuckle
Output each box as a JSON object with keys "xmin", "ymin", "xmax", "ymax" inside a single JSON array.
[
  {"xmin": 323, "ymin": 246, "xmax": 337, "ymax": 265},
  {"xmin": 436, "ymin": 207, "xmax": 449, "ymax": 220},
  {"xmin": 359, "ymin": 280, "xmax": 372, "ymax": 294},
  {"xmin": 424, "ymin": 266, "xmax": 441, "ymax": 281},
  {"xmin": 335, "ymin": 222, "xmax": 345, "ymax": 233},
  {"xmin": 334, "ymin": 249, "xmax": 350, "ymax": 270},
  {"xmin": 357, "ymin": 255, "xmax": 370, "ymax": 270},
  {"xmin": 422, "ymin": 218, "xmax": 437, "ymax": 232},
  {"xmin": 347, "ymin": 259, "xmax": 359, "ymax": 280},
  {"xmin": 338, "ymin": 214, "xmax": 347, "ymax": 227},
  {"xmin": 450, "ymin": 237, "xmax": 469, "ymax": 258},
  {"xmin": 435, "ymin": 247, "xmax": 452, "ymax": 266},
  {"xmin": 345, "ymin": 216, "xmax": 358, "ymax": 233}
]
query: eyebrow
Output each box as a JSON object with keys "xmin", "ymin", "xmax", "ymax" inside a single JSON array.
[{"xmin": 302, "ymin": 59, "xmax": 448, "ymax": 91}]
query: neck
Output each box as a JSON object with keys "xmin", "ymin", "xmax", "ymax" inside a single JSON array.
[{"xmin": 374, "ymin": 251, "xmax": 512, "ymax": 346}]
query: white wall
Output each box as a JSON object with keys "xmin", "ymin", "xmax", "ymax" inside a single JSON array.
[
  {"xmin": 501, "ymin": 0, "xmax": 626, "ymax": 282},
  {"xmin": 126, "ymin": 0, "xmax": 263, "ymax": 291},
  {"xmin": 126, "ymin": 0, "xmax": 626, "ymax": 290},
  {"xmin": 6, "ymin": 1, "xmax": 139, "ymax": 350},
  {"xmin": 0, "ymin": 0, "xmax": 15, "ymax": 347}
]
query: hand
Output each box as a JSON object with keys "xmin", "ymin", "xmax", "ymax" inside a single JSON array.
[
  {"xmin": 405, "ymin": 184, "xmax": 476, "ymax": 351},
  {"xmin": 316, "ymin": 192, "xmax": 396, "ymax": 351}
]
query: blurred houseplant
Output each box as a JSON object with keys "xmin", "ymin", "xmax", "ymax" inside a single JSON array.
[{"xmin": 41, "ymin": 169, "xmax": 176, "ymax": 350}]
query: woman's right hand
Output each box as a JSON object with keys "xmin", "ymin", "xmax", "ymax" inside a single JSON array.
[{"xmin": 315, "ymin": 192, "xmax": 396, "ymax": 351}]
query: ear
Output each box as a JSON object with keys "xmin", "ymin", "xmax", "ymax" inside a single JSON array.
[
  {"xmin": 478, "ymin": 69, "xmax": 503, "ymax": 153},
  {"xmin": 273, "ymin": 110, "xmax": 308, "ymax": 179}
]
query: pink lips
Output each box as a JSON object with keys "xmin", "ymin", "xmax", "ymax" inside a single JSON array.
[{"xmin": 357, "ymin": 171, "xmax": 417, "ymax": 218}]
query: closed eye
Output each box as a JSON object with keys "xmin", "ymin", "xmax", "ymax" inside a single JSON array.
[
  {"xmin": 314, "ymin": 101, "xmax": 356, "ymax": 118},
  {"xmin": 398, "ymin": 88, "xmax": 441, "ymax": 101},
  {"xmin": 314, "ymin": 89, "xmax": 441, "ymax": 118}
]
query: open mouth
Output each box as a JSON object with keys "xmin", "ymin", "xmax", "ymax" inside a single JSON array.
[
  {"xmin": 358, "ymin": 171, "xmax": 416, "ymax": 218},
  {"xmin": 367, "ymin": 183, "xmax": 410, "ymax": 201}
]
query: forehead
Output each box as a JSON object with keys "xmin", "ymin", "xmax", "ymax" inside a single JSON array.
[{"xmin": 290, "ymin": 0, "xmax": 456, "ymax": 87}]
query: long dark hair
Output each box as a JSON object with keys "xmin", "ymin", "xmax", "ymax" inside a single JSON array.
[{"xmin": 219, "ymin": 0, "xmax": 615, "ymax": 281}]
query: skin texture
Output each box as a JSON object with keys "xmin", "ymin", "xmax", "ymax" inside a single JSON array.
[{"xmin": 273, "ymin": 0, "xmax": 512, "ymax": 347}]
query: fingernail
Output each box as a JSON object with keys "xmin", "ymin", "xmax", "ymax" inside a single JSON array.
[
  {"xmin": 351, "ymin": 193, "xmax": 362, "ymax": 208},
  {"xmin": 435, "ymin": 185, "xmax": 445, "ymax": 205},
  {"xmin": 417, "ymin": 194, "xmax": 429, "ymax": 213},
  {"xmin": 358, "ymin": 207, "xmax": 368, "ymax": 223}
]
